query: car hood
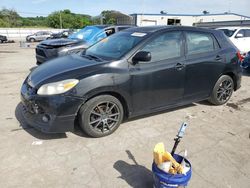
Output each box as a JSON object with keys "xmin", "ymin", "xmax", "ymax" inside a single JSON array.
[
  {"xmin": 28, "ymin": 54, "xmax": 105, "ymax": 88},
  {"xmin": 39, "ymin": 38, "xmax": 84, "ymax": 47}
]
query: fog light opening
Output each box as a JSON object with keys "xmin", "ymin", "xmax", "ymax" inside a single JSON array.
[{"xmin": 42, "ymin": 114, "xmax": 50, "ymax": 123}]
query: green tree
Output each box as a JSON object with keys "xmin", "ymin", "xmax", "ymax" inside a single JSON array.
[
  {"xmin": 101, "ymin": 10, "xmax": 123, "ymax": 25},
  {"xmin": 47, "ymin": 9, "xmax": 91, "ymax": 29},
  {"xmin": 0, "ymin": 18, "xmax": 8, "ymax": 27},
  {"xmin": 0, "ymin": 8, "xmax": 21, "ymax": 27}
]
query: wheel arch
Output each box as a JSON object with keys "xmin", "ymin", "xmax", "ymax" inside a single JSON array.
[
  {"xmin": 75, "ymin": 90, "xmax": 131, "ymax": 126},
  {"xmin": 88, "ymin": 91, "xmax": 130, "ymax": 119},
  {"xmin": 29, "ymin": 37, "xmax": 35, "ymax": 42},
  {"xmin": 222, "ymin": 72, "xmax": 237, "ymax": 90}
]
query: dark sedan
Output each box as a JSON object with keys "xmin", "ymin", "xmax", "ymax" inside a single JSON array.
[
  {"xmin": 21, "ymin": 26, "xmax": 242, "ymax": 137},
  {"xmin": 48, "ymin": 30, "xmax": 74, "ymax": 39},
  {"xmin": 0, "ymin": 35, "xmax": 7, "ymax": 43}
]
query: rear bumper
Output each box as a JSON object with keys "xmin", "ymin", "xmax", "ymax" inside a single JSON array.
[
  {"xmin": 21, "ymin": 81, "xmax": 85, "ymax": 133},
  {"xmin": 235, "ymin": 74, "xmax": 241, "ymax": 90},
  {"xmin": 234, "ymin": 67, "xmax": 242, "ymax": 91}
]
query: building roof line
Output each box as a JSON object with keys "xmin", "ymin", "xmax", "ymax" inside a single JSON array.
[{"xmin": 130, "ymin": 12, "xmax": 250, "ymax": 19}]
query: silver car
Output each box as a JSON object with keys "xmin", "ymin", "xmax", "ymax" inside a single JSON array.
[{"xmin": 26, "ymin": 31, "xmax": 52, "ymax": 42}]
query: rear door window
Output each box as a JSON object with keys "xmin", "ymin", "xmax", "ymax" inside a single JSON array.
[{"xmin": 186, "ymin": 32, "xmax": 215, "ymax": 55}]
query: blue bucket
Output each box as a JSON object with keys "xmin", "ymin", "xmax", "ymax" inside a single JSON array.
[{"xmin": 152, "ymin": 154, "xmax": 192, "ymax": 188}]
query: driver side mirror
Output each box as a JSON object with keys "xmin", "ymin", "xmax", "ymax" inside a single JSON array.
[
  {"xmin": 235, "ymin": 33, "xmax": 244, "ymax": 38},
  {"xmin": 132, "ymin": 51, "xmax": 151, "ymax": 64}
]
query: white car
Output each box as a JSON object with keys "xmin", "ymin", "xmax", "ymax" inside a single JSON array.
[{"xmin": 217, "ymin": 27, "xmax": 250, "ymax": 53}]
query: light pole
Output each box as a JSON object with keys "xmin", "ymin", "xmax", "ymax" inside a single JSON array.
[{"xmin": 59, "ymin": 11, "xmax": 62, "ymax": 29}]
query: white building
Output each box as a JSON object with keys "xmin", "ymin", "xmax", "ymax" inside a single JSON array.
[{"xmin": 127, "ymin": 13, "xmax": 250, "ymax": 27}]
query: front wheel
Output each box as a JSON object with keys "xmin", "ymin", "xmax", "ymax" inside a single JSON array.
[
  {"xmin": 208, "ymin": 75, "xmax": 234, "ymax": 105},
  {"xmin": 29, "ymin": 38, "xmax": 35, "ymax": 42},
  {"xmin": 79, "ymin": 95, "xmax": 124, "ymax": 137}
]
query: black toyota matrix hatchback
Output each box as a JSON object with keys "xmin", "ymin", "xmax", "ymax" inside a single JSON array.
[{"xmin": 21, "ymin": 26, "xmax": 242, "ymax": 137}]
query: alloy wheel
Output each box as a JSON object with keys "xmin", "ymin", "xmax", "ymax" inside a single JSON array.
[
  {"xmin": 89, "ymin": 101, "xmax": 120, "ymax": 133},
  {"xmin": 216, "ymin": 79, "xmax": 233, "ymax": 103}
]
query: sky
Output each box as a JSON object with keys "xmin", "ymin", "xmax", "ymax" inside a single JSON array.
[{"xmin": 0, "ymin": 0, "xmax": 249, "ymax": 17}]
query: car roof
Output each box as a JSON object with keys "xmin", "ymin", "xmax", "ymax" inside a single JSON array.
[
  {"xmin": 217, "ymin": 27, "xmax": 250, "ymax": 30},
  {"xmin": 92, "ymin": 25, "xmax": 110, "ymax": 29},
  {"xmin": 91, "ymin": 25, "xmax": 135, "ymax": 29},
  {"xmin": 123, "ymin": 25, "xmax": 217, "ymax": 33}
]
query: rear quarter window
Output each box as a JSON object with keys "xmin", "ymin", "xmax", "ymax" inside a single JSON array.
[
  {"xmin": 186, "ymin": 32, "xmax": 216, "ymax": 55},
  {"xmin": 219, "ymin": 29, "xmax": 236, "ymax": 37}
]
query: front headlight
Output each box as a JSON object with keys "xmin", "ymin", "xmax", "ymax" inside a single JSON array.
[{"xmin": 37, "ymin": 79, "xmax": 79, "ymax": 95}]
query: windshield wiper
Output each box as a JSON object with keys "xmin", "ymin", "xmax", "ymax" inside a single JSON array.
[
  {"xmin": 88, "ymin": 54, "xmax": 103, "ymax": 61},
  {"xmin": 81, "ymin": 54, "xmax": 102, "ymax": 62}
]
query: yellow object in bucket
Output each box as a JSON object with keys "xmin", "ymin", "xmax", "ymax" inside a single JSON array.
[
  {"xmin": 153, "ymin": 142, "xmax": 166, "ymax": 165},
  {"xmin": 153, "ymin": 142, "xmax": 183, "ymax": 174}
]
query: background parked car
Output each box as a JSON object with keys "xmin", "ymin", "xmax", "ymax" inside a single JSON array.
[
  {"xmin": 242, "ymin": 51, "xmax": 250, "ymax": 72},
  {"xmin": 47, "ymin": 29, "xmax": 74, "ymax": 39},
  {"xmin": 21, "ymin": 26, "xmax": 242, "ymax": 137},
  {"xmin": 35, "ymin": 25, "xmax": 135, "ymax": 64},
  {"xmin": 0, "ymin": 35, "xmax": 7, "ymax": 43},
  {"xmin": 218, "ymin": 27, "xmax": 250, "ymax": 53},
  {"xmin": 26, "ymin": 31, "xmax": 52, "ymax": 42}
]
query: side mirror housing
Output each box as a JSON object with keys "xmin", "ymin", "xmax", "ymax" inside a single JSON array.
[
  {"xmin": 235, "ymin": 33, "xmax": 244, "ymax": 38},
  {"xmin": 132, "ymin": 51, "xmax": 151, "ymax": 64}
]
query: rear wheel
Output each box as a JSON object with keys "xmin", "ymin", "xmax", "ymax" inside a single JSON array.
[
  {"xmin": 0, "ymin": 39, "xmax": 2, "ymax": 43},
  {"xmin": 79, "ymin": 95, "xmax": 124, "ymax": 137},
  {"xmin": 208, "ymin": 75, "xmax": 234, "ymax": 105}
]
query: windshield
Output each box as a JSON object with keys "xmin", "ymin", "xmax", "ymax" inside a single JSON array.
[
  {"xmin": 68, "ymin": 26, "xmax": 104, "ymax": 41},
  {"xmin": 84, "ymin": 31, "xmax": 148, "ymax": 60},
  {"xmin": 219, "ymin": 29, "xmax": 237, "ymax": 37}
]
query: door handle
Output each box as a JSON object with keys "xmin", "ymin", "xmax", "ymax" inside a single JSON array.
[
  {"xmin": 215, "ymin": 55, "xmax": 222, "ymax": 61},
  {"xmin": 175, "ymin": 63, "xmax": 185, "ymax": 70}
]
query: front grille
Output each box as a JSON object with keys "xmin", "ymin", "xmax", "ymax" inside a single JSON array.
[
  {"xmin": 36, "ymin": 45, "xmax": 59, "ymax": 58},
  {"xmin": 23, "ymin": 100, "xmax": 36, "ymax": 114},
  {"xmin": 36, "ymin": 48, "xmax": 46, "ymax": 57}
]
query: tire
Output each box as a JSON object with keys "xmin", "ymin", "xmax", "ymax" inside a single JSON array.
[
  {"xmin": 79, "ymin": 95, "xmax": 124, "ymax": 137},
  {"xmin": 29, "ymin": 38, "xmax": 35, "ymax": 42},
  {"xmin": 208, "ymin": 75, "xmax": 234, "ymax": 105},
  {"xmin": 0, "ymin": 39, "xmax": 2, "ymax": 43}
]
